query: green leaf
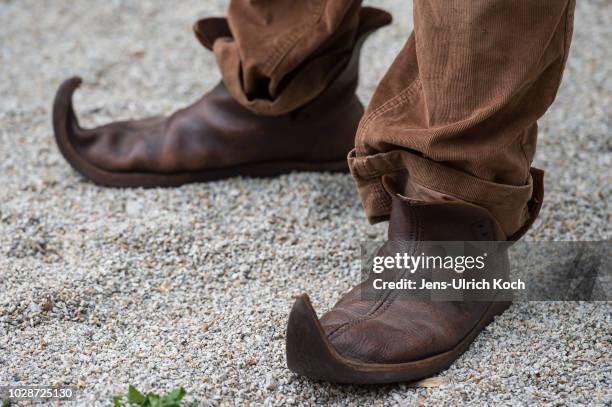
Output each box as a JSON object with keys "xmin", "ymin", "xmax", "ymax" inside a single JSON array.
[
  {"xmin": 146, "ymin": 393, "xmax": 161, "ymax": 407},
  {"xmin": 112, "ymin": 395, "xmax": 123, "ymax": 407},
  {"xmin": 147, "ymin": 394, "xmax": 162, "ymax": 407},
  {"xmin": 112, "ymin": 385, "xmax": 195, "ymax": 407},
  {"xmin": 162, "ymin": 388, "xmax": 186, "ymax": 404},
  {"xmin": 127, "ymin": 385, "xmax": 146, "ymax": 405}
]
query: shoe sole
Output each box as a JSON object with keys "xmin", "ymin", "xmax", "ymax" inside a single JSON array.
[
  {"xmin": 286, "ymin": 294, "xmax": 511, "ymax": 384},
  {"xmin": 53, "ymin": 77, "xmax": 349, "ymax": 188}
]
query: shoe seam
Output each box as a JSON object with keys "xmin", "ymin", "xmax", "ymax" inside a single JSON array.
[{"xmin": 327, "ymin": 204, "xmax": 422, "ymax": 340}]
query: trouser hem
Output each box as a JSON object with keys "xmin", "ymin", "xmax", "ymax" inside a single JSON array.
[{"xmin": 348, "ymin": 149, "xmax": 543, "ymax": 239}]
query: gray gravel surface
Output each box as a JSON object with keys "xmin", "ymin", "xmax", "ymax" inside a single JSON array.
[{"xmin": 1, "ymin": 0, "xmax": 610, "ymax": 406}]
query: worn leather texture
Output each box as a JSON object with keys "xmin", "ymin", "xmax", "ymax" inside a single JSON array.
[
  {"xmin": 319, "ymin": 191, "xmax": 510, "ymax": 364},
  {"xmin": 52, "ymin": 8, "xmax": 392, "ymax": 183}
]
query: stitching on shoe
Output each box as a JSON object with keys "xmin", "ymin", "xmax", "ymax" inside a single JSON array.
[{"xmin": 327, "ymin": 204, "xmax": 422, "ymax": 340}]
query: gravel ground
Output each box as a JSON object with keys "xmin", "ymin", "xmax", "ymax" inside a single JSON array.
[{"xmin": 1, "ymin": 0, "xmax": 610, "ymax": 406}]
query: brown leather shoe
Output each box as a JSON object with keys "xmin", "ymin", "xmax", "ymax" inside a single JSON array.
[
  {"xmin": 51, "ymin": 8, "xmax": 391, "ymax": 188},
  {"xmin": 286, "ymin": 178, "xmax": 544, "ymax": 384}
]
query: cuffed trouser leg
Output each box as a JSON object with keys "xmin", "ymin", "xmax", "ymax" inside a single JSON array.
[
  {"xmin": 213, "ymin": 0, "xmax": 362, "ymax": 116},
  {"xmin": 350, "ymin": 0, "xmax": 575, "ymax": 239}
]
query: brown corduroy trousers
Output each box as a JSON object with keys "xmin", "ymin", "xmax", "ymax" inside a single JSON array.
[{"xmin": 212, "ymin": 0, "xmax": 576, "ymax": 239}]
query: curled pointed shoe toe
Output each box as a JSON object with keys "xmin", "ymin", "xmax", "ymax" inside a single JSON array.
[
  {"xmin": 52, "ymin": 8, "xmax": 392, "ymax": 188},
  {"xmin": 286, "ymin": 190, "xmax": 519, "ymax": 384}
]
